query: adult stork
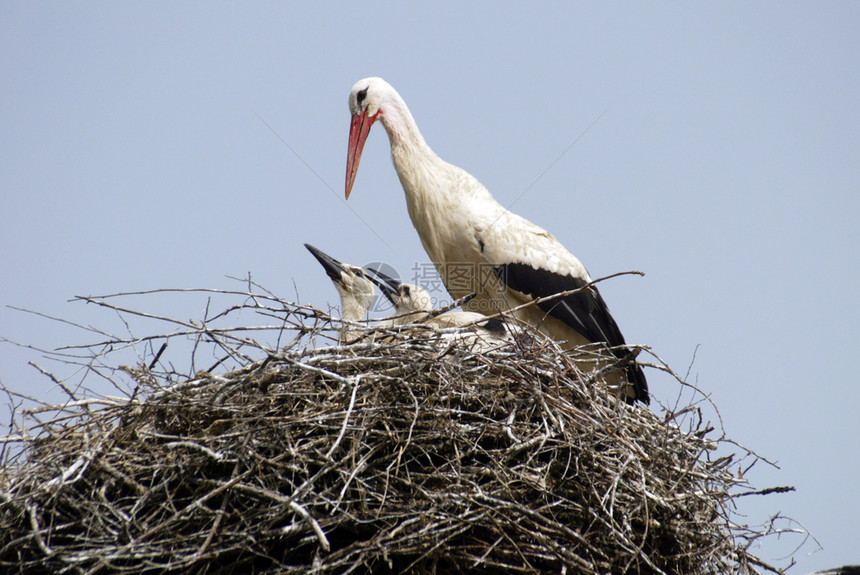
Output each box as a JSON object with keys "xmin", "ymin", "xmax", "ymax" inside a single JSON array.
[{"xmin": 344, "ymin": 77, "xmax": 648, "ymax": 404}]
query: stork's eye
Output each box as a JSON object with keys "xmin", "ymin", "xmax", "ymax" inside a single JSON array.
[
  {"xmin": 356, "ymin": 87, "xmax": 368, "ymax": 107},
  {"xmin": 401, "ymin": 285, "xmax": 411, "ymax": 297}
]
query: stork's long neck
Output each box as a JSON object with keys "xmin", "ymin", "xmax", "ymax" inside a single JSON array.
[
  {"xmin": 339, "ymin": 292, "xmax": 367, "ymax": 324},
  {"xmin": 379, "ymin": 98, "xmax": 464, "ymax": 264},
  {"xmin": 380, "ymin": 98, "xmax": 439, "ymax": 193},
  {"xmin": 337, "ymin": 289, "xmax": 369, "ymax": 344}
]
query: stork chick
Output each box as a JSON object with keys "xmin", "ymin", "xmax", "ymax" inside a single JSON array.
[
  {"xmin": 305, "ymin": 243, "xmax": 375, "ymax": 344},
  {"xmin": 367, "ymin": 268, "xmax": 516, "ymax": 347}
]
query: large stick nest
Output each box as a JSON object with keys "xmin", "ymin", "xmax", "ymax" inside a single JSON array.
[{"xmin": 0, "ymin": 287, "xmax": 793, "ymax": 574}]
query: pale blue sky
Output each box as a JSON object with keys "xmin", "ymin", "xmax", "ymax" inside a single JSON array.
[{"xmin": 2, "ymin": 3, "xmax": 858, "ymax": 572}]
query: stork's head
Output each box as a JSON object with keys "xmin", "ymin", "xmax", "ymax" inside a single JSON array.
[
  {"xmin": 392, "ymin": 282, "xmax": 433, "ymax": 315},
  {"xmin": 346, "ymin": 77, "xmax": 396, "ymax": 199},
  {"xmin": 305, "ymin": 243, "xmax": 375, "ymax": 321},
  {"xmin": 368, "ymin": 268, "xmax": 434, "ymax": 321}
]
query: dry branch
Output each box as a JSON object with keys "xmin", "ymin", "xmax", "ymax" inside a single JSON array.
[{"xmin": 0, "ymin": 287, "xmax": 798, "ymax": 574}]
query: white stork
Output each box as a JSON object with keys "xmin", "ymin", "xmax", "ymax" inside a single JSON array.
[
  {"xmin": 367, "ymin": 267, "xmax": 516, "ymax": 342},
  {"xmin": 306, "ymin": 243, "xmax": 513, "ymax": 349},
  {"xmin": 305, "ymin": 243, "xmax": 376, "ymax": 344},
  {"xmin": 344, "ymin": 77, "xmax": 648, "ymax": 404}
]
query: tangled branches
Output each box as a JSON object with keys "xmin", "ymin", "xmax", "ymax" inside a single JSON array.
[{"xmin": 0, "ymin": 287, "xmax": 795, "ymax": 574}]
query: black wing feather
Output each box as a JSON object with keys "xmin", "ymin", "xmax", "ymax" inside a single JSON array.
[{"xmin": 495, "ymin": 263, "xmax": 648, "ymax": 404}]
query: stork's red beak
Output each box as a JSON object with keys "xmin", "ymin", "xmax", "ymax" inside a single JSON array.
[{"xmin": 345, "ymin": 110, "xmax": 375, "ymax": 199}]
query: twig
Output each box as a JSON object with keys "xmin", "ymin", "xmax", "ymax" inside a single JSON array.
[{"xmin": 325, "ymin": 376, "xmax": 361, "ymax": 459}]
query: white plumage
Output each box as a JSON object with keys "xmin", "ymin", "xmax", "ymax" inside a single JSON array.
[
  {"xmin": 305, "ymin": 243, "xmax": 375, "ymax": 344},
  {"xmin": 306, "ymin": 243, "xmax": 516, "ymax": 350},
  {"xmin": 367, "ymin": 267, "xmax": 520, "ymax": 349},
  {"xmin": 344, "ymin": 77, "xmax": 648, "ymax": 403}
]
